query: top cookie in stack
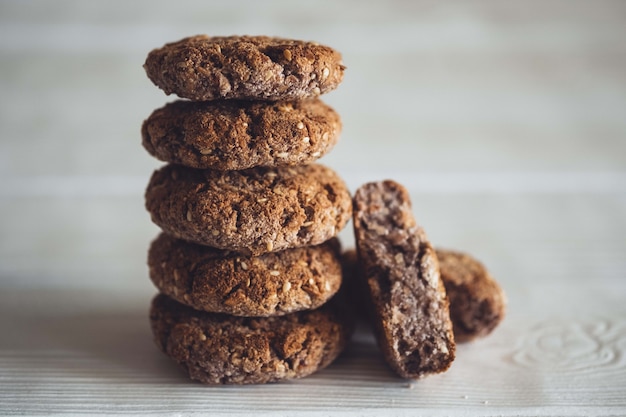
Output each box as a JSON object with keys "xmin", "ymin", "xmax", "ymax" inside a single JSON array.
[{"xmin": 143, "ymin": 35, "xmax": 345, "ymax": 101}]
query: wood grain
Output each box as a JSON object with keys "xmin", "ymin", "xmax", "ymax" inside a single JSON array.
[{"xmin": 1, "ymin": 292, "xmax": 625, "ymax": 415}]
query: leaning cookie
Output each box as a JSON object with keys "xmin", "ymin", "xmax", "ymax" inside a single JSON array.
[
  {"xmin": 141, "ymin": 99, "xmax": 341, "ymax": 170},
  {"xmin": 353, "ymin": 180, "xmax": 455, "ymax": 379},
  {"xmin": 150, "ymin": 293, "xmax": 353, "ymax": 385},
  {"xmin": 145, "ymin": 163, "xmax": 352, "ymax": 256},
  {"xmin": 144, "ymin": 35, "xmax": 345, "ymax": 101},
  {"xmin": 148, "ymin": 233, "xmax": 343, "ymax": 317},
  {"xmin": 436, "ymin": 249, "xmax": 506, "ymax": 342}
]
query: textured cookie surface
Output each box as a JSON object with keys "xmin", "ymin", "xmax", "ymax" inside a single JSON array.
[
  {"xmin": 353, "ymin": 180, "xmax": 455, "ymax": 379},
  {"xmin": 436, "ymin": 249, "xmax": 506, "ymax": 342},
  {"xmin": 142, "ymin": 99, "xmax": 341, "ymax": 170},
  {"xmin": 145, "ymin": 163, "xmax": 352, "ymax": 255},
  {"xmin": 150, "ymin": 293, "xmax": 353, "ymax": 385},
  {"xmin": 144, "ymin": 35, "xmax": 345, "ymax": 101},
  {"xmin": 148, "ymin": 233, "xmax": 343, "ymax": 316}
]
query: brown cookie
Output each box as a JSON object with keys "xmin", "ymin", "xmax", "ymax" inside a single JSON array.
[
  {"xmin": 145, "ymin": 163, "xmax": 352, "ymax": 255},
  {"xmin": 150, "ymin": 293, "xmax": 353, "ymax": 385},
  {"xmin": 148, "ymin": 233, "xmax": 343, "ymax": 317},
  {"xmin": 353, "ymin": 180, "xmax": 455, "ymax": 379},
  {"xmin": 436, "ymin": 249, "xmax": 506, "ymax": 342},
  {"xmin": 141, "ymin": 99, "xmax": 341, "ymax": 170},
  {"xmin": 144, "ymin": 35, "xmax": 345, "ymax": 101}
]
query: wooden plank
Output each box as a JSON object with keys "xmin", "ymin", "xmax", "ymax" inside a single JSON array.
[{"xmin": 0, "ymin": 290, "xmax": 624, "ymax": 415}]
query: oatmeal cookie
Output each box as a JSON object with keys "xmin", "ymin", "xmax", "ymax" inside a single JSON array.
[
  {"xmin": 148, "ymin": 233, "xmax": 343, "ymax": 316},
  {"xmin": 436, "ymin": 249, "xmax": 506, "ymax": 342},
  {"xmin": 144, "ymin": 35, "xmax": 345, "ymax": 101},
  {"xmin": 145, "ymin": 163, "xmax": 352, "ymax": 255},
  {"xmin": 141, "ymin": 98, "xmax": 340, "ymax": 170},
  {"xmin": 150, "ymin": 293, "xmax": 353, "ymax": 384},
  {"xmin": 353, "ymin": 180, "xmax": 456, "ymax": 379}
]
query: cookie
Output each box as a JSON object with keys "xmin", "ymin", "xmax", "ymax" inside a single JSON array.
[
  {"xmin": 148, "ymin": 233, "xmax": 343, "ymax": 317},
  {"xmin": 141, "ymin": 98, "xmax": 341, "ymax": 170},
  {"xmin": 353, "ymin": 180, "xmax": 455, "ymax": 379},
  {"xmin": 145, "ymin": 163, "xmax": 352, "ymax": 255},
  {"xmin": 436, "ymin": 249, "xmax": 506, "ymax": 342},
  {"xmin": 144, "ymin": 35, "xmax": 345, "ymax": 101},
  {"xmin": 150, "ymin": 293, "xmax": 353, "ymax": 385}
]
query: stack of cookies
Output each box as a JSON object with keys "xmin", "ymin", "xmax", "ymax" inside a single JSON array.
[{"xmin": 141, "ymin": 36, "xmax": 354, "ymax": 384}]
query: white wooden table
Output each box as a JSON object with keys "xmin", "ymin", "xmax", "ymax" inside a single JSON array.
[{"xmin": 1, "ymin": 1, "xmax": 625, "ymax": 416}]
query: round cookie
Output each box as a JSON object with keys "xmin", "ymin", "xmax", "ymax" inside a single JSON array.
[
  {"xmin": 150, "ymin": 293, "xmax": 354, "ymax": 385},
  {"xmin": 145, "ymin": 163, "xmax": 352, "ymax": 256},
  {"xmin": 141, "ymin": 98, "xmax": 341, "ymax": 170},
  {"xmin": 436, "ymin": 249, "xmax": 506, "ymax": 342},
  {"xmin": 144, "ymin": 35, "xmax": 345, "ymax": 101},
  {"xmin": 148, "ymin": 233, "xmax": 343, "ymax": 317}
]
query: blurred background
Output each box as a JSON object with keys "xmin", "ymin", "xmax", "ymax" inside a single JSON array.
[
  {"xmin": 2, "ymin": 0, "xmax": 625, "ymax": 293},
  {"xmin": 1, "ymin": 1, "xmax": 625, "ymax": 413},
  {"xmin": 1, "ymin": 0, "xmax": 625, "ymax": 295}
]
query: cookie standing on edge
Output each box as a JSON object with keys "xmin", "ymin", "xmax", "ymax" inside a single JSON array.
[
  {"xmin": 150, "ymin": 293, "xmax": 354, "ymax": 385},
  {"xmin": 145, "ymin": 163, "xmax": 352, "ymax": 256},
  {"xmin": 142, "ymin": 98, "xmax": 341, "ymax": 170},
  {"xmin": 353, "ymin": 180, "xmax": 456, "ymax": 379},
  {"xmin": 436, "ymin": 249, "xmax": 506, "ymax": 342},
  {"xmin": 148, "ymin": 233, "xmax": 343, "ymax": 317},
  {"xmin": 144, "ymin": 35, "xmax": 345, "ymax": 101}
]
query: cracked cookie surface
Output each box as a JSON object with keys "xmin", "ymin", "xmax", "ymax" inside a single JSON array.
[
  {"xmin": 149, "ymin": 293, "xmax": 353, "ymax": 384},
  {"xmin": 145, "ymin": 163, "xmax": 352, "ymax": 255},
  {"xmin": 141, "ymin": 98, "xmax": 341, "ymax": 170},
  {"xmin": 353, "ymin": 180, "xmax": 455, "ymax": 379},
  {"xmin": 148, "ymin": 233, "xmax": 343, "ymax": 317},
  {"xmin": 144, "ymin": 35, "xmax": 345, "ymax": 101}
]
